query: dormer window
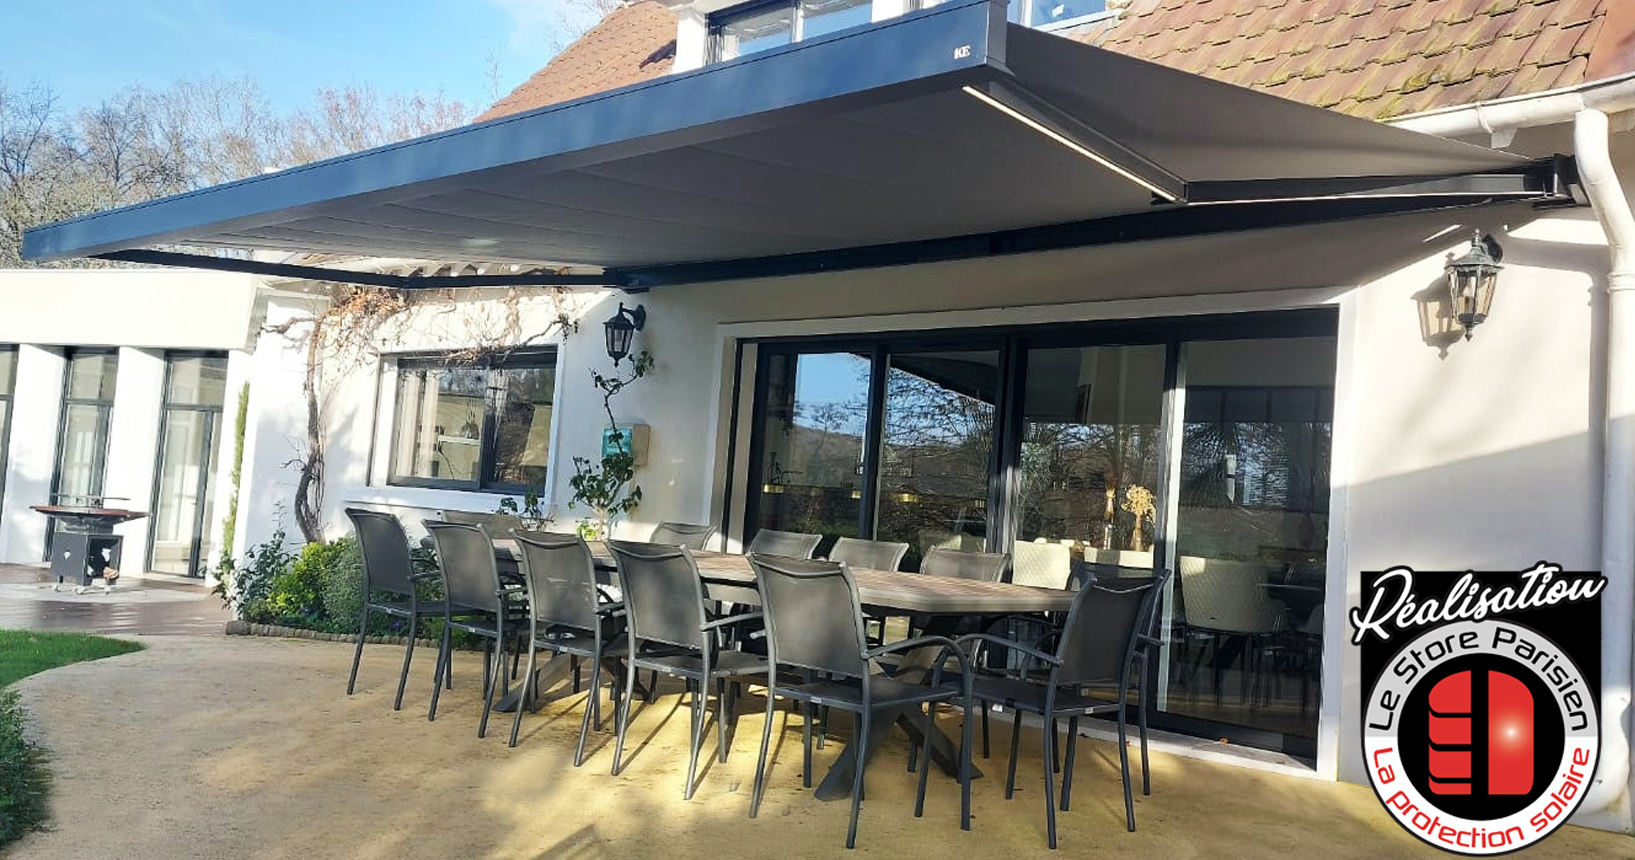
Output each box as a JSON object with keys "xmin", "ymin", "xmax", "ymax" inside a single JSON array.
[
  {"xmin": 1010, "ymin": 0, "xmax": 1109, "ymax": 29},
  {"xmin": 708, "ymin": 0, "xmax": 872, "ymax": 62}
]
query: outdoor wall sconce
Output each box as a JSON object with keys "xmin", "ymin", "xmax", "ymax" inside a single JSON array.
[
  {"xmin": 1445, "ymin": 230, "xmax": 1503, "ymax": 340},
  {"xmin": 603, "ymin": 302, "xmax": 646, "ymax": 365}
]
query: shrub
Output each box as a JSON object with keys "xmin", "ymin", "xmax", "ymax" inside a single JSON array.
[
  {"xmin": 267, "ymin": 538, "xmax": 355, "ymax": 623},
  {"xmin": 0, "ymin": 690, "xmax": 49, "ymax": 848},
  {"xmin": 218, "ymin": 525, "xmax": 298, "ymax": 622}
]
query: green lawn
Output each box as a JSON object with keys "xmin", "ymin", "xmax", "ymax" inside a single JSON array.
[
  {"xmin": 0, "ymin": 630, "xmax": 142, "ymax": 688},
  {"xmin": 0, "ymin": 629, "xmax": 142, "ymax": 848}
]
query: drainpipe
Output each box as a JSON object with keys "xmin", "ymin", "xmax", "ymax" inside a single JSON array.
[
  {"xmin": 1576, "ymin": 107, "xmax": 1635, "ymax": 831},
  {"xmin": 1391, "ymin": 72, "xmax": 1635, "ymax": 146}
]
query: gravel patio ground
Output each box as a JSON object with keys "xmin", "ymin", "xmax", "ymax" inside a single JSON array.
[{"xmin": 6, "ymin": 635, "xmax": 1631, "ymax": 860}]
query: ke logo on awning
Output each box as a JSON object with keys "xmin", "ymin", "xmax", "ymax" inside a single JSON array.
[{"xmin": 1350, "ymin": 564, "xmax": 1605, "ymax": 855}]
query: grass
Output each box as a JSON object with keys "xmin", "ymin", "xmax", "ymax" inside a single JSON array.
[{"xmin": 0, "ymin": 629, "xmax": 142, "ymax": 848}]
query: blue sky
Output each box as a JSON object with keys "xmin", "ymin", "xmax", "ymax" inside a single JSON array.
[{"xmin": 3, "ymin": 0, "xmax": 594, "ymax": 113}]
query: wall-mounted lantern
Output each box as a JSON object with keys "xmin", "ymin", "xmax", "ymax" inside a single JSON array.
[
  {"xmin": 1445, "ymin": 231, "xmax": 1503, "ymax": 340},
  {"xmin": 603, "ymin": 302, "xmax": 646, "ymax": 365}
]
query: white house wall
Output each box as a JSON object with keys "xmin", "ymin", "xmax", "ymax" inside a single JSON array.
[{"xmin": 0, "ymin": 345, "xmax": 65, "ymax": 562}]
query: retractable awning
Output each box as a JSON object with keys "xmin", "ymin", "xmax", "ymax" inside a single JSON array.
[{"xmin": 22, "ymin": 0, "xmax": 1575, "ymax": 290}]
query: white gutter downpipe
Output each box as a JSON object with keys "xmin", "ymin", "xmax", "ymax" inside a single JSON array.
[
  {"xmin": 1392, "ymin": 88, "xmax": 1635, "ymax": 831},
  {"xmin": 1576, "ymin": 107, "xmax": 1635, "ymax": 831}
]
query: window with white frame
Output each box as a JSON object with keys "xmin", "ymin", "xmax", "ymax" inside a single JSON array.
[
  {"xmin": 709, "ymin": 0, "xmax": 873, "ymax": 62},
  {"xmin": 1009, "ymin": 0, "xmax": 1109, "ymax": 29},
  {"xmin": 388, "ymin": 351, "xmax": 557, "ymax": 492}
]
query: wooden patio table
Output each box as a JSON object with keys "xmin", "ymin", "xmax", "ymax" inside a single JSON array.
[{"xmin": 490, "ymin": 538, "xmax": 1076, "ymax": 799}]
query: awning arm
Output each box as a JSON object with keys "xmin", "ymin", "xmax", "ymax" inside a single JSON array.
[
  {"xmin": 93, "ymin": 250, "xmax": 624, "ymax": 289},
  {"xmin": 963, "ymin": 81, "xmax": 1188, "ymax": 203}
]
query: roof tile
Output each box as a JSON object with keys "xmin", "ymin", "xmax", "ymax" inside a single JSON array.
[{"xmin": 482, "ymin": 0, "xmax": 1630, "ymax": 125}]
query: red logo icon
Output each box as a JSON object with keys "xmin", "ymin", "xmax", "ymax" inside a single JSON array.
[{"xmin": 1427, "ymin": 670, "xmax": 1534, "ymax": 797}]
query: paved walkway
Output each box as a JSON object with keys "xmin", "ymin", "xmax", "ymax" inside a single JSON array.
[
  {"xmin": 0, "ymin": 563, "xmax": 230, "ymax": 636},
  {"xmin": 6, "ymin": 635, "xmax": 1629, "ymax": 860}
]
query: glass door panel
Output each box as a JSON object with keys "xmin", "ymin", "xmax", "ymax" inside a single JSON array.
[
  {"xmin": 751, "ymin": 351, "xmax": 871, "ymax": 556},
  {"xmin": 1159, "ymin": 336, "xmax": 1335, "ymax": 751},
  {"xmin": 874, "ymin": 349, "xmax": 1000, "ymax": 568},
  {"xmin": 1015, "ymin": 345, "xmax": 1165, "ymax": 589},
  {"xmin": 149, "ymin": 410, "xmax": 222, "ymax": 575}
]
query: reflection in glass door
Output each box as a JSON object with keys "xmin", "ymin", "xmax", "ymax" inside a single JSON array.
[
  {"xmin": 149, "ymin": 354, "xmax": 228, "ymax": 577},
  {"xmin": 1014, "ymin": 345, "xmax": 1165, "ymax": 589},
  {"xmin": 47, "ymin": 349, "xmax": 119, "ymax": 558},
  {"xmin": 874, "ymin": 349, "xmax": 1000, "ymax": 568},
  {"xmin": 749, "ymin": 351, "xmax": 871, "ymax": 557},
  {"xmin": 0, "ymin": 346, "xmax": 16, "ymax": 520},
  {"xmin": 1158, "ymin": 336, "xmax": 1335, "ymax": 754}
]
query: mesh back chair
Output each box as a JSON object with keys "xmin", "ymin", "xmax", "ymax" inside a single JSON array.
[
  {"xmin": 649, "ymin": 521, "xmax": 719, "ymax": 550},
  {"xmin": 827, "ymin": 537, "xmax": 910, "ymax": 572},
  {"xmin": 746, "ymin": 554, "xmax": 974, "ymax": 849},
  {"xmin": 747, "ymin": 529, "xmax": 823, "ymax": 559},
  {"xmin": 508, "ymin": 531, "xmax": 629, "ymax": 760},
  {"xmin": 423, "ymin": 521, "xmax": 526, "ymax": 737},
  {"xmin": 909, "ymin": 548, "xmax": 1011, "ymax": 637},
  {"xmin": 606, "ymin": 540, "xmax": 770, "ymax": 799},
  {"xmin": 958, "ymin": 570, "xmax": 1170, "ymax": 848},
  {"xmin": 344, "ymin": 509, "xmax": 446, "ymax": 710}
]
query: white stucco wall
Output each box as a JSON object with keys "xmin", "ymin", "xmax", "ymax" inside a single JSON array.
[
  {"xmin": 0, "ymin": 345, "xmax": 65, "ymax": 562},
  {"xmin": 102, "ymin": 347, "xmax": 167, "ymax": 567}
]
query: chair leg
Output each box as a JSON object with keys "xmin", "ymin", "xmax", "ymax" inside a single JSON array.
[
  {"xmin": 716, "ymin": 678, "xmax": 730, "ymax": 763},
  {"xmin": 482, "ymin": 641, "xmax": 493, "ymax": 700},
  {"xmin": 1117, "ymin": 709, "xmax": 1135, "ymax": 832},
  {"xmin": 509, "ymin": 643, "xmax": 537, "ymax": 748},
  {"xmin": 1052, "ymin": 718, "xmax": 1062, "ymax": 773},
  {"xmin": 846, "ymin": 710, "xmax": 869, "ymax": 850},
  {"xmin": 684, "ymin": 679, "xmax": 707, "ymax": 800},
  {"xmin": 442, "ymin": 626, "xmax": 453, "ymax": 690},
  {"xmin": 346, "ymin": 605, "xmax": 369, "ymax": 695},
  {"xmin": 479, "ymin": 635, "xmax": 504, "ymax": 739},
  {"xmin": 750, "ymin": 678, "xmax": 777, "ymax": 819},
  {"xmin": 981, "ymin": 703, "xmax": 991, "ymax": 759},
  {"xmin": 511, "ymin": 645, "xmax": 521, "ymax": 681},
  {"xmin": 649, "ymin": 669, "xmax": 659, "ymax": 702},
  {"xmin": 1005, "ymin": 710, "xmax": 1022, "ymax": 799},
  {"xmin": 960, "ymin": 698, "xmax": 973, "ymax": 831},
  {"xmin": 612, "ymin": 657, "xmax": 637, "ymax": 776},
  {"xmin": 914, "ymin": 704, "xmax": 934, "ymax": 817},
  {"xmin": 394, "ymin": 613, "xmax": 420, "ymax": 711},
  {"xmin": 1139, "ymin": 695, "xmax": 1152, "ymax": 796},
  {"xmin": 802, "ymin": 701, "xmax": 814, "ymax": 788},
  {"xmin": 428, "ymin": 622, "xmax": 451, "ymax": 721},
  {"xmin": 1060, "ymin": 716, "xmax": 1079, "ymax": 811},
  {"xmin": 575, "ymin": 654, "xmax": 603, "ymax": 767},
  {"xmin": 572, "ymin": 656, "xmax": 581, "ymax": 694},
  {"xmin": 1042, "ymin": 713, "xmax": 1059, "ymax": 850}
]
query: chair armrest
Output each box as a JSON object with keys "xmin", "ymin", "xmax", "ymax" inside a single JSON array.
[
  {"xmin": 410, "ymin": 570, "xmax": 440, "ymax": 581},
  {"xmin": 865, "ymin": 635, "xmax": 963, "ymax": 661},
  {"xmin": 496, "ymin": 585, "xmax": 526, "ymax": 598},
  {"xmin": 954, "ymin": 633, "xmax": 1061, "ymax": 667},
  {"xmin": 702, "ymin": 611, "xmax": 763, "ymax": 631},
  {"xmin": 596, "ymin": 601, "xmax": 625, "ymax": 616}
]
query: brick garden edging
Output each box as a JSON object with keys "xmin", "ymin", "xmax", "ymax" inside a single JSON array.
[{"xmin": 224, "ymin": 620, "xmax": 451, "ymax": 649}]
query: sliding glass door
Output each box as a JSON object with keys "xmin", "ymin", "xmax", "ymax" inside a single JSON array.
[
  {"xmin": 47, "ymin": 349, "xmax": 119, "ymax": 558},
  {"xmin": 740, "ymin": 312, "xmax": 1336, "ymax": 755}
]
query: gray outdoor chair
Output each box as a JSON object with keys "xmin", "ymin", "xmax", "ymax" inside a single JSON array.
[
  {"xmin": 606, "ymin": 540, "xmax": 771, "ymax": 799},
  {"xmin": 343, "ymin": 508, "xmax": 446, "ymax": 710},
  {"xmin": 920, "ymin": 547, "xmax": 1010, "ymax": 581},
  {"xmin": 508, "ymin": 531, "xmax": 629, "ymax": 761},
  {"xmin": 958, "ymin": 570, "xmax": 1170, "ymax": 848},
  {"xmin": 827, "ymin": 537, "xmax": 910, "ymax": 572},
  {"xmin": 746, "ymin": 554, "xmax": 974, "ymax": 849},
  {"xmin": 423, "ymin": 521, "xmax": 528, "ymax": 737},
  {"xmin": 649, "ymin": 521, "xmax": 719, "ymax": 550},
  {"xmin": 747, "ymin": 528, "xmax": 823, "ymax": 559}
]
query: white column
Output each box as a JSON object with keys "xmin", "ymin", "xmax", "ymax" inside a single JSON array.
[
  {"xmin": 672, "ymin": 7, "xmax": 710, "ymax": 73},
  {"xmin": 103, "ymin": 348, "xmax": 166, "ymax": 572},
  {"xmin": 0, "ymin": 345, "xmax": 65, "ymax": 563},
  {"xmin": 236, "ymin": 297, "xmax": 318, "ymax": 556}
]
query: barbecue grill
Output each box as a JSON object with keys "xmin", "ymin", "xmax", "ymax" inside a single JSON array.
[{"xmin": 32, "ymin": 495, "xmax": 147, "ymax": 593}]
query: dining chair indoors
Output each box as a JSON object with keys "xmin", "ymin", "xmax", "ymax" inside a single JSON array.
[
  {"xmin": 746, "ymin": 528, "xmax": 823, "ymax": 559},
  {"xmin": 957, "ymin": 571, "xmax": 1169, "ymax": 848},
  {"xmin": 508, "ymin": 531, "xmax": 629, "ymax": 761},
  {"xmin": 649, "ymin": 521, "xmax": 719, "ymax": 550},
  {"xmin": 423, "ymin": 521, "xmax": 528, "ymax": 737},
  {"xmin": 343, "ymin": 509, "xmax": 447, "ymax": 710},
  {"xmin": 606, "ymin": 540, "xmax": 770, "ymax": 799},
  {"xmin": 746, "ymin": 554, "xmax": 975, "ymax": 850}
]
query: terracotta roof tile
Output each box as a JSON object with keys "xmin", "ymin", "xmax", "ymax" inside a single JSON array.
[{"xmin": 480, "ymin": 0, "xmax": 1635, "ymax": 125}]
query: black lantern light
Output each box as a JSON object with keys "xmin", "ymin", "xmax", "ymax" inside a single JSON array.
[
  {"xmin": 603, "ymin": 302, "xmax": 646, "ymax": 365},
  {"xmin": 1446, "ymin": 230, "xmax": 1503, "ymax": 340}
]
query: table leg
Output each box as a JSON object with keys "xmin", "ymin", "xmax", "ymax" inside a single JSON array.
[{"xmin": 812, "ymin": 705, "xmax": 981, "ymax": 801}]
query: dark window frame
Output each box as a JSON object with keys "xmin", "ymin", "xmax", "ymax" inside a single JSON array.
[
  {"xmin": 735, "ymin": 308, "xmax": 1338, "ymax": 758},
  {"xmin": 45, "ymin": 347, "xmax": 120, "ymax": 561},
  {"xmin": 0, "ymin": 344, "xmax": 16, "ymax": 521},
  {"xmin": 146, "ymin": 351, "xmax": 229, "ymax": 578},
  {"xmin": 385, "ymin": 348, "xmax": 559, "ymax": 494}
]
